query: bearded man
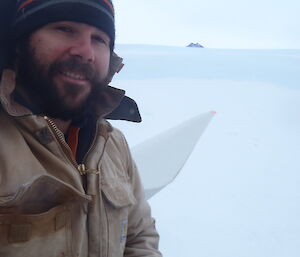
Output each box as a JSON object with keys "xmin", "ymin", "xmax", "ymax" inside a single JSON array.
[{"xmin": 0, "ymin": 1, "xmax": 162, "ymax": 256}]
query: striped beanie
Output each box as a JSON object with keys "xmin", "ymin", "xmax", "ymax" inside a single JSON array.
[{"xmin": 12, "ymin": 0, "xmax": 115, "ymax": 49}]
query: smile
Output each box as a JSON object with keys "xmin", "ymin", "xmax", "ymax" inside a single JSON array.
[{"xmin": 61, "ymin": 71, "xmax": 87, "ymax": 81}]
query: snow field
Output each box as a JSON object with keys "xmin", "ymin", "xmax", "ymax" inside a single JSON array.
[{"xmin": 112, "ymin": 45, "xmax": 300, "ymax": 257}]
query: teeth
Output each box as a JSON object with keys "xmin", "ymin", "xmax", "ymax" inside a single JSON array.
[{"xmin": 62, "ymin": 71, "xmax": 85, "ymax": 80}]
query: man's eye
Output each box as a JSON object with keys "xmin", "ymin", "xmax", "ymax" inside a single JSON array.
[
  {"xmin": 93, "ymin": 36, "xmax": 107, "ymax": 45},
  {"xmin": 56, "ymin": 26, "xmax": 73, "ymax": 33}
]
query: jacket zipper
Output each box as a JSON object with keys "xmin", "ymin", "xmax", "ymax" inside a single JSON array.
[
  {"xmin": 43, "ymin": 116, "xmax": 99, "ymax": 176},
  {"xmin": 80, "ymin": 120, "xmax": 108, "ymax": 257}
]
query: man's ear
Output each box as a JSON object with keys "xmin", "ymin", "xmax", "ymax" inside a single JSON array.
[
  {"xmin": 12, "ymin": 36, "xmax": 30, "ymax": 72},
  {"xmin": 6, "ymin": 42, "xmax": 20, "ymax": 71},
  {"xmin": 0, "ymin": 42, "xmax": 16, "ymax": 74}
]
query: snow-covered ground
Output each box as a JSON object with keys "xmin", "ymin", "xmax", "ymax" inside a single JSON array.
[{"xmin": 111, "ymin": 45, "xmax": 300, "ymax": 257}]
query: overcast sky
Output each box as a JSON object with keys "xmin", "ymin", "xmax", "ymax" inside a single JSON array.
[{"xmin": 114, "ymin": 0, "xmax": 300, "ymax": 49}]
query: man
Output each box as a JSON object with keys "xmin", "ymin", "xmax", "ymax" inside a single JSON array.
[{"xmin": 0, "ymin": 1, "xmax": 162, "ymax": 256}]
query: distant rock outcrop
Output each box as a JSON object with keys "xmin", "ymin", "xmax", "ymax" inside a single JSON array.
[{"xmin": 187, "ymin": 43, "xmax": 204, "ymax": 48}]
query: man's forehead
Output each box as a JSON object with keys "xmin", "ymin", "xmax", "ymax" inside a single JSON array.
[
  {"xmin": 43, "ymin": 20, "xmax": 109, "ymax": 34},
  {"xmin": 30, "ymin": 20, "xmax": 110, "ymax": 45}
]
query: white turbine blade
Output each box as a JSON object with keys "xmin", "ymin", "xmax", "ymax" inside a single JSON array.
[{"xmin": 132, "ymin": 111, "xmax": 216, "ymax": 199}]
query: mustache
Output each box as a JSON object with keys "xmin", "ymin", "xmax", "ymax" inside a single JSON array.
[{"xmin": 50, "ymin": 57, "xmax": 99, "ymax": 82}]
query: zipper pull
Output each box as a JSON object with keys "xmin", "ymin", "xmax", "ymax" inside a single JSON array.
[{"xmin": 78, "ymin": 164, "xmax": 100, "ymax": 176}]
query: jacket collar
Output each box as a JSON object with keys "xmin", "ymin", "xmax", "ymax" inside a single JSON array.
[{"xmin": 0, "ymin": 69, "xmax": 141, "ymax": 123}]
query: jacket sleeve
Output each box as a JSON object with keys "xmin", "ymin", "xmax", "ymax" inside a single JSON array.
[{"xmin": 121, "ymin": 134, "xmax": 162, "ymax": 257}]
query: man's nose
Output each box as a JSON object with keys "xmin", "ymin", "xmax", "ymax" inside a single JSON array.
[{"xmin": 69, "ymin": 38, "xmax": 95, "ymax": 63}]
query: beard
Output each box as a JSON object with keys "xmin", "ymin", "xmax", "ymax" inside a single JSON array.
[{"xmin": 15, "ymin": 39, "xmax": 108, "ymax": 121}]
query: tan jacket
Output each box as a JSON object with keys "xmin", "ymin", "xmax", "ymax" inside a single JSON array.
[{"xmin": 0, "ymin": 70, "xmax": 162, "ymax": 257}]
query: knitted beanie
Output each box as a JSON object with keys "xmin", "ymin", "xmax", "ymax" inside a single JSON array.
[{"xmin": 12, "ymin": 0, "xmax": 115, "ymax": 50}]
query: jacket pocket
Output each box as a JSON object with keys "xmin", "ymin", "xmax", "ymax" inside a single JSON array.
[
  {"xmin": 0, "ymin": 175, "xmax": 91, "ymax": 257},
  {"xmin": 101, "ymin": 178, "xmax": 136, "ymax": 256},
  {"xmin": 101, "ymin": 178, "xmax": 136, "ymax": 208}
]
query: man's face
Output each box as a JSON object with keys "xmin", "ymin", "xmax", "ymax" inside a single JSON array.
[{"xmin": 16, "ymin": 21, "xmax": 111, "ymax": 120}]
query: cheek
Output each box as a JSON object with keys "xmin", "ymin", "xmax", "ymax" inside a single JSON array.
[
  {"xmin": 95, "ymin": 51, "xmax": 111, "ymax": 77},
  {"xmin": 29, "ymin": 36, "xmax": 64, "ymax": 66}
]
